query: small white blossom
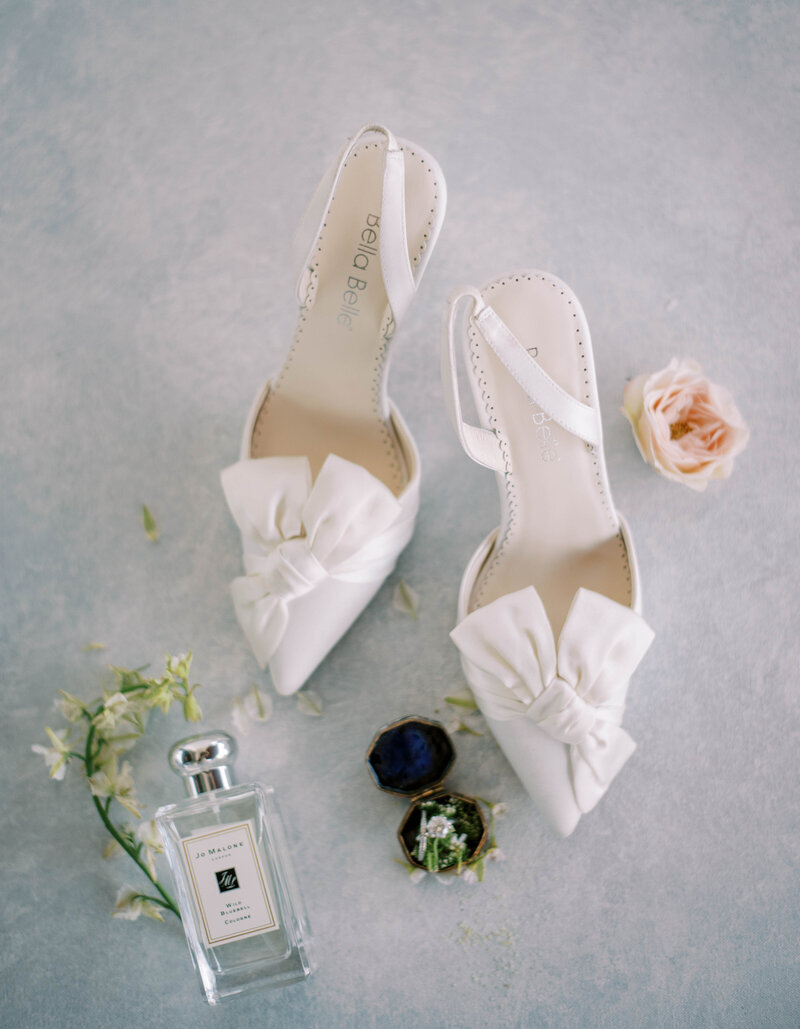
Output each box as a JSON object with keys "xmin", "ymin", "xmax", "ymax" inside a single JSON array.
[
  {"xmin": 136, "ymin": 818, "xmax": 164, "ymax": 878},
  {"xmin": 93, "ymin": 692, "xmax": 129, "ymax": 733},
  {"xmin": 89, "ymin": 759, "xmax": 142, "ymax": 818},
  {"xmin": 32, "ymin": 727, "xmax": 71, "ymax": 780},
  {"xmin": 485, "ymin": 847, "xmax": 505, "ymax": 863},
  {"xmin": 182, "ymin": 690, "xmax": 202, "ymax": 723},
  {"xmin": 426, "ymin": 815, "xmax": 454, "ymax": 839},
  {"xmin": 491, "ymin": 802, "xmax": 508, "ymax": 819},
  {"xmin": 93, "ymin": 730, "xmax": 140, "ymax": 767},
  {"xmin": 143, "ymin": 678, "xmax": 174, "ymax": 714},
  {"xmin": 56, "ymin": 690, "xmax": 86, "ymax": 723},
  {"xmin": 409, "ymin": 868, "xmax": 427, "ymax": 885},
  {"xmin": 459, "ymin": 867, "xmax": 478, "ymax": 885},
  {"xmin": 166, "ymin": 652, "xmax": 191, "ymax": 679},
  {"xmin": 103, "ymin": 838, "xmax": 122, "ymax": 859},
  {"xmin": 112, "ymin": 885, "xmax": 164, "ymax": 922}
]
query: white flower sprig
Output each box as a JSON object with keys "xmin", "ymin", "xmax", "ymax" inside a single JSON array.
[{"xmin": 32, "ymin": 653, "xmax": 203, "ymax": 923}]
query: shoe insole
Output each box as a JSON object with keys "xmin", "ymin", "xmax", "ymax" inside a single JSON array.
[
  {"xmin": 251, "ymin": 138, "xmax": 443, "ymax": 496},
  {"xmin": 467, "ymin": 272, "xmax": 632, "ymax": 636}
]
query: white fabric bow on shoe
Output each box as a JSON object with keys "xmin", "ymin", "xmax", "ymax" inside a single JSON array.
[
  {"xmin": 451, "ymin": 586, "xmax": 655, "ymax": 814},
  {"xmin": 221, "ymin": 453, "xmax": 404, "ymax": 668}
]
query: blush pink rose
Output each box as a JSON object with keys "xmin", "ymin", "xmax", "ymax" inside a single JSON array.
[{"xmin": 622, "ymin": 358, "xmax": 749, "ymax": 492}]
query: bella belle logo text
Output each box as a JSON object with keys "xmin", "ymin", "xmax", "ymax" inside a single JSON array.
[
  {"xmin": 337, "ymin": 213, "xmax": 380, "ymax": 331},
  {"xmin": 531, "ymin": 407, "xmax": 560, "ymax": 463}
]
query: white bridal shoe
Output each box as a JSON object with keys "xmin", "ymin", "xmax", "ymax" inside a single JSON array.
[
  {"xmin": 443, "ymin": 272, "xmax": 655, "ymax": 836},
  {"xmin": 222, "ymin": 124, "xmax": 446, "ymax": 695}
]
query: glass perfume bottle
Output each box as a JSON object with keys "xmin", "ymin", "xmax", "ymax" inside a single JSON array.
[{"xmin": 155, "ymin": 731, "xmax": 312, "ymax": 1004}]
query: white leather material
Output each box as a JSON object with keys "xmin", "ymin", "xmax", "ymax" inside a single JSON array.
[
  {"xmin": 451, "ymin": 584, "xmax": 654, "ymax": 817},
  {"xmin": 379, "ymin": 145, "xmax": 416, "ymax": 325},
  {"xmin": 442, "ymin": 271, "xmax": 654, "ymax": 836},
  {"xmin": 222, "ymin": 453, "xmax": 403, "ymax": 666},
  {"xmin": 473, "ymin": 305, "xmax": 601, "ymax": 447},
  {"xmin": 225, "ymin": 392, "xmax": 421, "ymax": 695},
  {"xmin": 226, "ymin": 125, "xmax": 443, "ymax": 694},
  {"xmin": 440, "ymin": 288, "xmax": 505, "ymax": 471},
  {"xmin": 441, "ymin": 286, "xmax": 602, "ymax": 469},
  {"xmin": 292, "ymin": 124, "xmax": 422, "ymax": 325}
]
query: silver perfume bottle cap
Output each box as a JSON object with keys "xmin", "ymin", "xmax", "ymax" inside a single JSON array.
[{"xmin": 169, "ymin": 731, "xmax": 237, "ymax": 797}]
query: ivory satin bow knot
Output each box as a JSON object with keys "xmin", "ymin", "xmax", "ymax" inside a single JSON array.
[
  {"xmin": 450, "ymin": 586, "xmax": 655, "ymax": 813},
  {"xmin": 221, "ymin": 454, "xmax": 404, "ymax": 667}
]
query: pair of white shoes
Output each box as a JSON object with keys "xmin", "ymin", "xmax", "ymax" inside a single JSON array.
[{"xmin": 221, "ymin": 124, "xmax": 655, "ymax": 838}]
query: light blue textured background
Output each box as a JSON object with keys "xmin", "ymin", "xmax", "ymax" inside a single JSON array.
[{"xmin": 2, "ymin": 2, "xmax": 798, "ymax": 1026}]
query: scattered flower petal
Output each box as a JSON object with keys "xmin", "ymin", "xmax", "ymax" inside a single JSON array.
[
  {"xmin": 296, "ymin": 689, "xmax": 323, "ymax": 717},
  {"xmin": 459, "ymin": 867, "xmax": 478, "ymax": 885},
  {"xmin": 231, "ymin": 697, "xmax": 250, "ymax": 737},
  {"xmin": 444, "ymin": 690, "xmax": 478, "ymax": 711},
  {"xmin": 449, "ymin": 719, "xmax": 483, "ymax": 737},
  {"xmin": 246, "ymin": 685, "xmax": 273, "ymax": 723},
  {"xmin": 409, "ymin": 868, "xmax": 427, "ymax": 885},
  {"xmin": 141, "ymin": 505, "xmax": 159, "ymax": 542},
  {"xmin": 491, "ymin": 803, "xmax": 508, "ymax": 819},
  {"xmin": 233, "ymin": 685, "xmax": 273, "ymax": 734},
  {"xmin": 392, "ymin": 580, "xmax": 419, "ymax": 619},
  {"xmin": 486, "ymin": 847, "xmax": 506, "ymax": 863}
]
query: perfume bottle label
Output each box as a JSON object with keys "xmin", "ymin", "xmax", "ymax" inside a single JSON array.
[{"xmin": 182, "ymin": 820, "xmax": 280, "ymax": 947}]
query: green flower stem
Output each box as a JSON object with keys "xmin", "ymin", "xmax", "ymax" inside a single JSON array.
[
  {"xmin": 131, "ymin": 892, "xmax": 173, "ymax": 912},
  {"xmin": 90, "ymin": 794, "xmax": 180, "ymax": 918},
  {"xmin": 84, "ymin": 717, "xmax": 181, "ymax": 920}
]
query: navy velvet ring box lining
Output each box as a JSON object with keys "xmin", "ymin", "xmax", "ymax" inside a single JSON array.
[{"xmin": 366, "ymin": 716, "xmax": 487, "ymax": 873}]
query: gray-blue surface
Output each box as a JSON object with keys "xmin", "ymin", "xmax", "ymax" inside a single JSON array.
[{"xmin": 2, "ymin": 1, "xmax": 798, "ymax": 1027}]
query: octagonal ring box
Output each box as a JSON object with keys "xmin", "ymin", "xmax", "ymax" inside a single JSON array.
[{"xmin": 366, "ymin": 715, "xmax": 488, "ymax": 873}]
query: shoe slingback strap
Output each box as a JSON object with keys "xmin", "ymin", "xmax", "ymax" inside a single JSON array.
[
  {"xmin": 292, "ymin": 123, "xmax": 417, "ymax": 325},
  {"xmin": 441, "ymin": 288, "xmax": 506, "ymax": 471},
  {"xmin": 441, "ymin": 287, "xmax": 602, "ymax": 470}
]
